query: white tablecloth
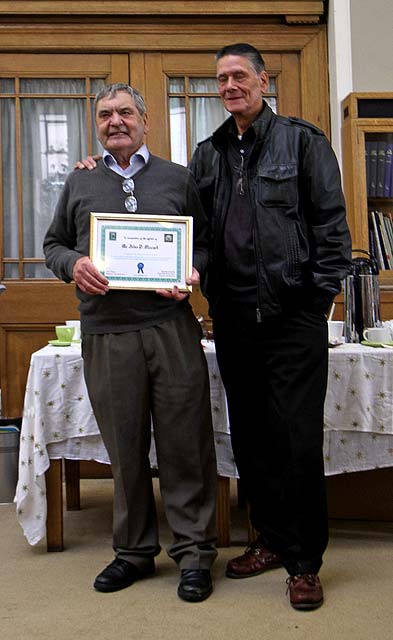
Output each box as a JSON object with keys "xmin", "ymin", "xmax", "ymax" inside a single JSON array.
[
  {"xmin": 15, "ymin": 341, "xmax": 393, "ymax": 545},
  {"xmin": 324, "ymin": 343, "xmax": 393, "ymax": 473}
]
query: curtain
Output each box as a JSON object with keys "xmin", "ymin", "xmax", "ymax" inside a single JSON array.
[
  {"xmin": 1, "ymin": 98, "xmax": 18, "ymax": 277},
  {"xmin": 1, "ymin": 78, "xmax": 105, "ymax": 279},
  {"xmin": 169, "ymin": 77, "xmax": 228, "ymax": 166}
]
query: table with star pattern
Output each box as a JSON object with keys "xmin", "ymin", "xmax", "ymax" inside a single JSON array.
[{"xmin": 14, "ymin": 342, "xmax": 393, "ymax": 548}]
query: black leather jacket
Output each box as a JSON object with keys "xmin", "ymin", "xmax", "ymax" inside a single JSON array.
[{"xmin": 189, "ymin": 102, "xmax": 352, "ymax": 318}]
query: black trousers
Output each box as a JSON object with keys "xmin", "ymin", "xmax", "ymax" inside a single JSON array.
[
  {"xmin": 213, "ymin": 302, "xmax": 329, "ymax": 575},
  {"xmin": 82, "ymin": 309, "xmax": 217, "ymax": 571}
]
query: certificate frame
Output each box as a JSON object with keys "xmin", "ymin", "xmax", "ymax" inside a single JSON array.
[{"xmin": 89, "ymin": 212, "xmax": 193, "ymax": 291}]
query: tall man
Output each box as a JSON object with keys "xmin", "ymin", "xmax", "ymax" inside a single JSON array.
[
  {"xmin": 189, "ymin": 43, "xmax": 352, "ymax": 610},
  {"xmin": 44, "ymin": 83, "xmax": 217, "ymax": 603}
]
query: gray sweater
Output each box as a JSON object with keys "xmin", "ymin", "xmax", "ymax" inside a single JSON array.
[{"xmin": 43, "ymin": 156, "xmax": 208, "ymax": 333}]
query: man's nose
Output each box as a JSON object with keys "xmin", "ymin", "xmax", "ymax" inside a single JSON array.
[
  {"xmin": 109, "ymin": 111, "xmax": 123, "ymax": 125},
  {"xmin": 225, "ymin": 76, "xmax": 237, "ymax": 91}
]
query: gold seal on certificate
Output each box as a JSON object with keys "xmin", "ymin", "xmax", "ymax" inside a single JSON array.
[{"xmin": 90, "ymin": 212, "xmax": 193, "ymax": 291}]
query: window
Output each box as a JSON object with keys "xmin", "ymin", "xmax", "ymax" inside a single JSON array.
[
  {"xmin": 0, "ymin": 77, "xmax": 105, "ymax": 280},
  {"xmin": 168, "ymin": 76, "xmax": 277, "ymax": 165}
]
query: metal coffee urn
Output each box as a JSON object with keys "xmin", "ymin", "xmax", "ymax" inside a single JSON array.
[{"xmin": 344, "ymin": 249, "xmax": 381, "ymax": 343}]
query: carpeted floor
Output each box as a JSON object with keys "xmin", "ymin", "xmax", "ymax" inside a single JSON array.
[{"xmin": 1, "ymin": 478, "xmax": 392, "ymax": 640}]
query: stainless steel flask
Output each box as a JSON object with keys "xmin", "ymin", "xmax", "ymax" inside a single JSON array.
[{"xmin": 344, "ymin": 249, "xmax": 381, "ymax": 342}]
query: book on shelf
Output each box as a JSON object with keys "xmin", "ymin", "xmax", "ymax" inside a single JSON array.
[
  {"xmin": 365, "ymin": 140, "xmax": 371, "ymax": 194},
  {"xmin": 384, "ymin": 212, "xmax": 393, "ymax": 257},
  {"xmin": 384, "ymin": 142, "xmax": 393, "ymax": 198},
  {"xmin": 369, "ymin": 210, "xmax": 390, "ymax": 270},
  {"xmin": 368, "ymin": 141, "xmax": 378, "ymax": 197},
  {"xmin": 369, "ymin": 227, "xmax": 379, "ymax": 266},
  {"xmin": 376, "ymin": 141, "xmax": 387, "ymax": 198},
  {"xmin": 369, "ymin": 211, "xmax": 384, "ymax": 269},
  {"xmin": 377, "ymin": 210, "xmax": 393, "ymax": 268}
]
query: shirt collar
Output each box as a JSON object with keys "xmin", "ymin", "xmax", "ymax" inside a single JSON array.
[
  {"xmin": 229, "ymin": 101, "xmax": 272, "ymax": 138},
  {"xmin": 103, "ymin": 143, "xmax": 149, "ymax": 177}
]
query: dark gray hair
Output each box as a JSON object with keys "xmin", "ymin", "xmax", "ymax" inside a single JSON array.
[
  {"xmin": 94, "ymin": 83, "xmax": 147, "ymax": 116},
  {"xmin": 215, "ymin": 43, "xmax": 265, "ymax": 74}
]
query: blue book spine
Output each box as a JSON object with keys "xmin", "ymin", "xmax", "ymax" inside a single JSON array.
[
  {"xmin": 384, "ymin": 142, "xmax": 393, "ymax": 198},
  {"xmin": 368, "ymin": 141, "xmax": 378, "ymax": 197},
  {"xmin": 376, "ymin": 141, "xmax": 387, "ymax": 198},
  {"xmin": 365, "ymin": 140, "xmax": 371, "ymax": 195}
]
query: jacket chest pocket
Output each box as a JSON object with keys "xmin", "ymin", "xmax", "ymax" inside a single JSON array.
[{"xmin": 257, "ymin": 164, "xmax": 298, "ymax": 208}]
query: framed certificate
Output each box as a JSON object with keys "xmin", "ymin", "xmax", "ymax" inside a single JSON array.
[{"xmin": 90, "ymin": 212, "xmax": 193, "ymax": 291}]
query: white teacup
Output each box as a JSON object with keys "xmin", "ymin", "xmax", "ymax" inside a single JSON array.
[
  {"xmin": 328, "ymin": 320, "xmax": 344, "ymax": 342},
  {"xmin": 363, "ymin": 327, "xmax": 391, "ymax": 344},
  {"xmin": 65, "ymin": 320, "xmax": 81, "ymax": 340}
]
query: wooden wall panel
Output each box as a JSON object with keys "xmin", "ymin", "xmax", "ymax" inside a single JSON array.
[
  {"xmin": 0, "ymin": 284, "xmax": 79, "ymax": 416},
  {"xmin": 0, "ymin": 326, "xmax": 53, "ymax": 417},
  {"xmin": 300, "ymin": 27, "xmax": 329, "ymax": 136},
  {"xmin": 278, "ymin": 53, "xmax": 301, "ymax": 117},
  {"xmin": 0, "ymin": 283, "xmax": 79, "ymax": 325},
  {"xmin": 144, "ymin": 53, "xmax": 170, "ymax": 159}
]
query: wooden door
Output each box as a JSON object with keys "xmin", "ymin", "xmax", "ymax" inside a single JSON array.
[{"xmin": 0, "ymin": 54, "xmax": 129, "ymax": 416}]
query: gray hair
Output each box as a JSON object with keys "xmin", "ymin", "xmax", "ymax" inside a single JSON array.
[
  {"xmin": 94, "ymin": 83, "xmax": 147, "ymax": 116},
  {"xmin": 215, "ymin": 43, "xmax": 265, "ymax": 74}
]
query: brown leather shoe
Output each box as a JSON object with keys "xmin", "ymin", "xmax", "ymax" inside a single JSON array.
[
  {"xmin": 226, "ymin": 540, "xmax": 282, "ymax": 579},
  {"xmin": 286, "ymin": 574, "xmax": 324, "ymax": 610}
]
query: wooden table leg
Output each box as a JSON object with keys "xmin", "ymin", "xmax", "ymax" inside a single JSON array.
[
  {"xmin": 216, "ymin": 476, "xmax": 230, "ymax": 547},
  {"xmin": 45, "ymin": 459, "xmax": 64, "ymax": 552},
  {"xmin": 64, "ymin": 459, "xmax": 81, "ymax": 510}
]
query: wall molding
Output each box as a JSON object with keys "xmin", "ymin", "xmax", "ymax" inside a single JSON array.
[
  {"xmin": 0, "ymin": 1, "xmax": 325, "ymax": 19},
  {"xmin": 0, "ymin": 22, "xmax": 323, "ymax": 52}
]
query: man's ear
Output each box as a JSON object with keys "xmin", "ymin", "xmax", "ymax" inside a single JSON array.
[
  {"xmin": 260, "ymin": 71, "xmax": 270, "ymax": 95},
  {"xmin": 143, "ymin": 112, "xmax": 149, "ymax": 135}
]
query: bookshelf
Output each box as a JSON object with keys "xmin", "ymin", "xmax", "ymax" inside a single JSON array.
[{"xmin": 342, "ymin": 92, "xmax": 393, "ymax": 318}]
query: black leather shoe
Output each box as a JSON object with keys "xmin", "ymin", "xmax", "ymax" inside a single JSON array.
[
  {"xmin": 177, "ymin": 569, "xmax": 213, "ymax": 602},
  {"xmin": 93, "ymin": 558, "xmax": 155, "ymax": 592}
]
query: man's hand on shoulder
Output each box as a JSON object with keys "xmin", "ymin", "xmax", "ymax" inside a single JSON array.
[
  {"xmin": 74, "ymin": 155, "xmax": 101, "ymax": 170},
  {"xmin": 73, "ymin": 256, "xmax": 109, "ymax": 294}
]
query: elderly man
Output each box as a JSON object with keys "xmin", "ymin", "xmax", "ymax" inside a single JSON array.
[
  {"xmin": 43, "ymin": 83, "xmax": 217, "ymax": 603},
  {"xmin": 188, "ymin": 43, "xmax": 352, "ymax": 610}
]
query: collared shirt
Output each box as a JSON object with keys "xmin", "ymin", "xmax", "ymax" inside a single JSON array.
[{"xmin": 103, "ymin": 143, "xmax": 149, "ymax": 178}]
